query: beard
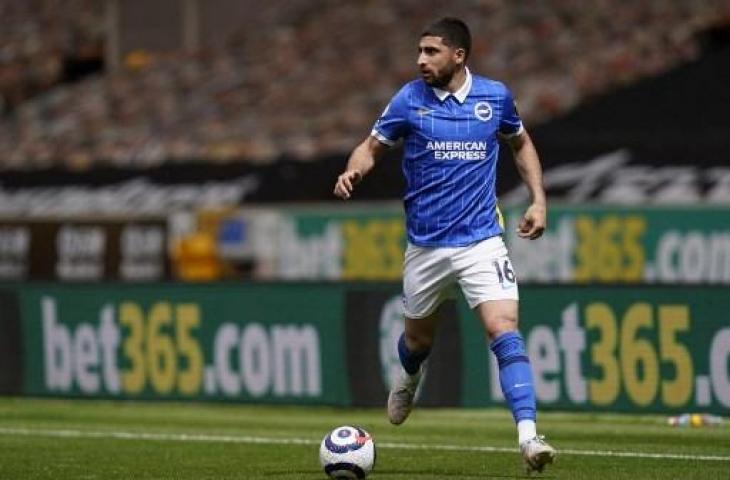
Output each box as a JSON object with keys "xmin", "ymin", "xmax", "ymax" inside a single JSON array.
[{"xmin": 423, "ymin": 63, "xmax": 458, "ymax": 89}]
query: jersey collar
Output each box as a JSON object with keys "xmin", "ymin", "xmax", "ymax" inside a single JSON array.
[{"xmin": 432, "ymin": 67, "xmax": 472, "ymax": 104}]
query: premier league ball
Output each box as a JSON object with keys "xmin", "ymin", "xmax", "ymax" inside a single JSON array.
[{"xmin": 319, "ymin": 425, "xmax": 376, "ymax": 479}]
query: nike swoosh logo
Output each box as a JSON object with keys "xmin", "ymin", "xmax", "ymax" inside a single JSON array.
[
  {"xmin": 513, "ymin": 383, "xmax": 531, "ymax": 388},
  {"xmin": 417, "ymin": 107, "xmax": 434, "ymax": 116}
]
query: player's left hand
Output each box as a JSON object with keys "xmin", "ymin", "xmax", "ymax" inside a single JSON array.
[{"xmin": 516, "ymin": 203, "xmax": 546, "ymax": 240}]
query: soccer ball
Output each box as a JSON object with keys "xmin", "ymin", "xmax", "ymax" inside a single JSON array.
[{"xmin": 319, "ymin": 425, "xmax": 376, "ymax": 479}]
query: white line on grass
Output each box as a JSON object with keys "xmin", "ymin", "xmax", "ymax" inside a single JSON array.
[{"xmin": 0, "ymin": 427, "xmax": 728, "ymax": 462}]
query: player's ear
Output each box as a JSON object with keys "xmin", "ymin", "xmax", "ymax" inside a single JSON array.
[{"xmin": 454, "ymin": 48, "xmax": 466, "ymax": 65}]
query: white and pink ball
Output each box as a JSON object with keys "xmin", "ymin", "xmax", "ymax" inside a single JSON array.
[{"xmin": 319, "ymin": 425, "xmax": 376, "ymax": 479}]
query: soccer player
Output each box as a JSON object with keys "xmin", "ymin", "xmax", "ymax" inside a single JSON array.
[{"xmin": 333, "ymin": 17, "xmax": 556, "ymax": 474}]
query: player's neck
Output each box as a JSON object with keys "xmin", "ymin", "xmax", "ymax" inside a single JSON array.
[{"xmin": 444, "ymin": 67, "xmax": 467, "ymax": 94}]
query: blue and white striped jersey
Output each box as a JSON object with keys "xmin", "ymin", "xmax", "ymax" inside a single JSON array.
[{"xmin": 372, "ymin": 69, "xmax": 522, "ymax": 247}]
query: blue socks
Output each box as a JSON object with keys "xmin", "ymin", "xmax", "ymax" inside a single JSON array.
[
  {"xmin": 397, "ymin": 333, "xmax": 430, "ymax": 375},
  {"xmin": 490, "ymin": 331, "xmax": 536, "ymax": 423}
]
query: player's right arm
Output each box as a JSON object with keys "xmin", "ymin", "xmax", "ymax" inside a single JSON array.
[
  {"xmin": 333, "ymin": 136, "xmax": 388, "ymax": 200},
  {"xmin": 335, "ymin": 86, "xmax": 410, "ymax": 200}
]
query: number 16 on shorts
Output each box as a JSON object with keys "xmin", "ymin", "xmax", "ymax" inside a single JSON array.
[{"xmin": 493, "ymin": 258, "xmax": 517, "ymax": 289}]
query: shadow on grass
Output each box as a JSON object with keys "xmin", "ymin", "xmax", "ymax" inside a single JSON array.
[{"xmin": 256, "ymin": 467, "xmax": 556, "ymax": 479}]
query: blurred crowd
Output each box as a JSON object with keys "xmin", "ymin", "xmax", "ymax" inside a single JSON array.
[
  {"xmin": 0, "ymin": 0, "xmax": 103, "ymax": 113},
  {"xmin": 0, "ymin": 0, "xmax": 728, "ymax": 171}
]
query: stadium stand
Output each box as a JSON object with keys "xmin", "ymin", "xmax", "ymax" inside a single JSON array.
[
  {"xmin": 0, "ymin": 0, "xmax": 728, "ymax": 171},
  {"xmin": 0, "ymin": 0, "xmax": 103, "ymax": 112}
]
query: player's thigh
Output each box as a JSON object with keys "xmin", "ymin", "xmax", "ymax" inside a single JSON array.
[
  {"xmin": 453, "ymin": 236, "xmax": 519, "ymax": 339},
  {"xmin": 454, "ymin": 236, "xmax": 519, "ymax": 308},
  {"xmin": 402, "ymin": 243, "xmax": 455, "ymax": 320},
  {"xmin": 474, "ymin": 298, "xmax": 519, "ymax": 339}
]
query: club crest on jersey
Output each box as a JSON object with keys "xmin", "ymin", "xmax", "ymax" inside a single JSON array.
[{"xmin": 474, "ymin": 101, "xmax": 492, "ymax": 121}]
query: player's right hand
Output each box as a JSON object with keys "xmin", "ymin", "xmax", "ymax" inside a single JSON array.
[{"xmin": 333, "ymin": 170, "xmax": 363, "ymax": 199}]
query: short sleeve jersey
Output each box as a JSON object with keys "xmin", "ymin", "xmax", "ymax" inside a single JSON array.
[{"xmin": 372, "ymin": 70, "xmax": 522, "ymax": 247}]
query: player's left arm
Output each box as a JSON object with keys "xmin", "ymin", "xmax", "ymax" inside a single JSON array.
[{"xmin": 506, "ymin": 130, "xmax": 546, "ymax": 240}]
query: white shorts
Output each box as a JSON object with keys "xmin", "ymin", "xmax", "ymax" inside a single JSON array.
[{"xmin": 402, "ymin": 236, "xmax": 519, "ymax": 319}]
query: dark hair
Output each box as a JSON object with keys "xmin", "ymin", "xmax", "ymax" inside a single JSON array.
[{"xmin": 421, "ymin": 17, "xmax": 471, "ymax": 61}]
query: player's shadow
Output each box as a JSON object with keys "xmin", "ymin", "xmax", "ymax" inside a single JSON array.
[
  {"xmin": 382, "ymin": 469, "xmax": 541, "ymax": 479},
  {"xmin": 256, "ymin": 470, "xmax": 322, "ymax": 478},
  {"xmin": 259, "ymin": 469, "xmax": 554, "ymax": 479}
]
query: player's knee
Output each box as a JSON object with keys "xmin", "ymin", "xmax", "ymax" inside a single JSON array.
[{"xmin": 485, "ymin": 314, "xmax": 518, "ymax": 339}]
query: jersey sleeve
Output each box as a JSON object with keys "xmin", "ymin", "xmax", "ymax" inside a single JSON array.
[
  {"xmin": 498, "ymin": 86, "xmax": 524, "ymax": 138},
  {"xmin": 371, "ymin": 87, "xmax": 409, "ymax": 146}
]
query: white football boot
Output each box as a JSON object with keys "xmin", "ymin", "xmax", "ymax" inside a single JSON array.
[
  {"xmin": 520, "ymin": 435, "xmax": 556, "ymax": 475},
  {"xmin": 387, "ymin": 367, "xmax": 423, "ymax": 425}
]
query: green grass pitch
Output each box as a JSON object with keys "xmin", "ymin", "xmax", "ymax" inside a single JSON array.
[{"xmin": 0, "ymin": 397, "xmax": 728, "ymax": 479}]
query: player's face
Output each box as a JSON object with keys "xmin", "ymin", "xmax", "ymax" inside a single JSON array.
[{"xmin": 417, "ymin": 35, "xmax": 463, "ymax": 88}]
